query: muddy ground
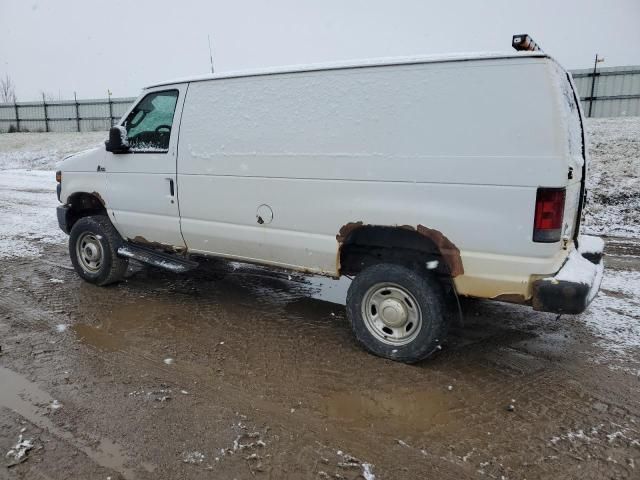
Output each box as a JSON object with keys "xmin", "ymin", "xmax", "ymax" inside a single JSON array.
[{"xmin": 0, "ymin": 237, "xmax": 639, "ymax": 480}]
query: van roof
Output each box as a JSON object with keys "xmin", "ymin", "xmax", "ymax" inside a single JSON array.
[{"xmin": 146, "ymin": 51, "xmax": 548, "ymax": 89}]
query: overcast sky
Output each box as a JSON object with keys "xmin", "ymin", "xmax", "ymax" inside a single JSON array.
[{"xmin": 1, "ymin": 0, "xmax": 639, "ymax": 101}]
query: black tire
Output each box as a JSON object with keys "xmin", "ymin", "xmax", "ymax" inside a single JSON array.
[
  {"xmin": 346, "ymin": 263, "xmax": 447, "ymax": 363},
  {"xmin": 69, "ymin": 215, "xmax": 129, "ymax": 286}
]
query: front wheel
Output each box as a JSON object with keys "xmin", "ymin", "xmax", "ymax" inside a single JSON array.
[
  {"xmin": 69, "ymin": 215, "xmax": 129, "ymax": 286},
  {"xmin": 346, "ymin": 263, "xmax": 447, "ymax": 363}
]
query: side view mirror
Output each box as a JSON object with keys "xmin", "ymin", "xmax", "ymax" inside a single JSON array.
[{"xmin": 105, "ymin": 126, "xmax": 130, "ymax": 154}]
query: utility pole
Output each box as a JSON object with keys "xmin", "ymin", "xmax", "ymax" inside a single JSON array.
[
  {"xmin": 208, "ymin": 35, "xmax": 215, "ymax": 74},
  {"xmin": 588, "ymin": 54, "xmax": 605, "ymax": 118}
]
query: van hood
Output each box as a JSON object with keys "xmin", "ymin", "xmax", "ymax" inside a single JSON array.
[{"xmin": 57, "ymin": 146, "xmax": 105, "ymax": 172}]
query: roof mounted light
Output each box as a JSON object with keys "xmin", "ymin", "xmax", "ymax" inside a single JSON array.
[{"xmin": 512, "ymin": 34, "xmax": 542, "ymax": 52}]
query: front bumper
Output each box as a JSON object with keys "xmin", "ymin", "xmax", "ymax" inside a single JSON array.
[
  {"xmin": 532, "ymin": 235, "xmax": 605, "ymax": 314},
  {"xmin": 57, "ymin": 205, "xmax": 71, "ymax": 234}
]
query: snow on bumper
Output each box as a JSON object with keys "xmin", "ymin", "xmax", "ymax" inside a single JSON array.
[{"xmin": 532, "ymin": 235, "xmax": 605, "ymax": 314}]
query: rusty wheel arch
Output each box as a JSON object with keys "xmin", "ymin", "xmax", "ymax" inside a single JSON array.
[{"xmin": 336, "ymin": 222, "xmax": 464, "ymax": 277}]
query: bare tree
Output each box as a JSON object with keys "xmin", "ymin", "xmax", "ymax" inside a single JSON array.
[{"xmin": 0, "ymin": 74, "xmax": 17, "ymax": 103}]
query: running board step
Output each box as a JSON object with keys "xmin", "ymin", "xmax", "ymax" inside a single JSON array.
[{"xmin": 117, "ymin": 244, "xmax": 198, "ymax": 273}]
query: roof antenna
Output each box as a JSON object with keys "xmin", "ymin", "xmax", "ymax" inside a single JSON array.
[{"xmin": 208, "ymin": 34, "xmax": 215, "ymax": 74}]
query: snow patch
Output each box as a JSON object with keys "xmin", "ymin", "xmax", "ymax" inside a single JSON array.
[
  {"xmin": 0, "ymin": 132, "xmax": 105, "ymax": 259},
  {"xmin": 0, "ymin": 170, "xmax": 67, "ymax": 259},
  {"xmin": 182, "ymin": 451, "xmax": 205, "ymax": 464},
  {"xmin": 582, "ymin": 117, "xmax": 640, "ymax": 238},
  {"xmin": 581, "ymin": 269, "xmax": 640, "ymax": 355},
  {"xmin": 578, "ymin": 235, "xmax": 604, "ymax": 256},
  {"xmin": 549, "ymin": 423, "xmax": 639, "ymax": 448},
  {"xmin": 362, "ymin": 463, "xmax": 376, "ymax": 480},
  {"xmin": 5, "ymin": 435, "xmax": 34, "ymax": 465},
  {"xmin": 114, "ymin": 126, "xmax": 129, "ymax": 147},
  {"xmin": 0, "ymin": 132, "xmax": 104, "ymax": 171},
  {"xmin": 553, "ymin": 250, "xmax": 599, "ymax": 285}
]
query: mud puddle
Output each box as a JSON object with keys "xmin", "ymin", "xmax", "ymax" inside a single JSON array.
[
  {"xmin": 325, "ymin": 388, "xmax": 457, "ymax": 430},
  {"xmin": 305, "ymin": 275, "xmax": 350, "ymax": 305},
  {"xmin": 72, "ymin": 323, "xmax": 126, "ymax": 351},
  {"xmin": 221, "ymin": 260, "xmax": 351, "ymax": 305},
  {"xmin": 71, "ymin": 300, "xmax": 185, "ymax": 352}
]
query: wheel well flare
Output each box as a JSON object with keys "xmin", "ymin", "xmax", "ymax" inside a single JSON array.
[{"xmin": 337, "ymin": 223, "xmax": 463, "ymax": 277}]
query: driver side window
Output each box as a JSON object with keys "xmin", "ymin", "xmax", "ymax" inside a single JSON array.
[{"xmin": 123, "ymin": 90, "xmax": 179, "ymax": 152}]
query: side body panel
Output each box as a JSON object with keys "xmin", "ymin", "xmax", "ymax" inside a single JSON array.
[{"xmin": 175, "ymin": 58, "xmax": 577, "ymax": 299}]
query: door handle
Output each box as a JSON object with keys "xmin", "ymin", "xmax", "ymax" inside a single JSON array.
[{"xmin": 166, "ymin": 178, "xmax": 175, "ymax": 196}]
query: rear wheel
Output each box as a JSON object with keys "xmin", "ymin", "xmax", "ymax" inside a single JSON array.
[
  {"xmin": 346, "ymin": 263, "xmax": 447, "ymax": 363},
  {"xmin": 69, "ymin": 216, "xmax": 128, "ymax": 286}
]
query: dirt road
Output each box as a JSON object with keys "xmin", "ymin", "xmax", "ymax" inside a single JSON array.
[{"xmin": 1, "ymin": 238, "xmax": 639, "ymax": 480}]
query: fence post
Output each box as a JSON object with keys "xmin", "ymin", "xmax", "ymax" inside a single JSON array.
[
  {"xmin": 42, "ymin": 93, "xmax": 49, "ymax": 132},
  {"xmin": 108, "ymin": 91, "xmax": 113, "ymax": 126},
  {"xmin": 588, "ymin": 63, "xmax": 597, "ymax": 118},
  {"xmin": 588, "ymin": 54, "xmax": 605, "ymax": 118},
  {"xmin": 74, "ymin": 92, "xmax": 81, "ymax": 132},
  {"xmin": 14, "ymin": 102, "xmax": 20, "ymax": 132}
]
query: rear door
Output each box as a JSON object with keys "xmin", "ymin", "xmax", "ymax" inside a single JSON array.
[
  {"xmin": 553, "ymin": 65, "xmax": 586, "ymax": 241},
  {"xmin": 103, "ymin": 86, "xmax": 187, "ymax": 249}
]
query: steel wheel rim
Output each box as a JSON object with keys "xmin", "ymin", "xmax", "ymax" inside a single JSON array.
[
  {"xmin": 76, "ymin": 232, "xmax": 104, "ymax": 273},
  {"xmin": 361, "ymin": 282, "xmax": 422, "ymax": 346}
]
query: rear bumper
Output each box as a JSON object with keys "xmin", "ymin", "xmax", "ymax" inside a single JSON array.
[
  {"xmin": 57, "ymin": 205, "xmax": 71, "ymax": 234},
  {"xmin": 532, "ymin": 235, "xmax": 604, "ymax": 314}
]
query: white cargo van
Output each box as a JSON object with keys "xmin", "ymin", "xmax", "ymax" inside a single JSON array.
[{"xmin": 56, "ymin": 42, "xmax": 604, "ymax": 362}]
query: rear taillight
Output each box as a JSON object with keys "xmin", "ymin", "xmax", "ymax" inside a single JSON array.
[{"xmin": 533, "ymin": 187, "xmax": 565, "ymax": 242}]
